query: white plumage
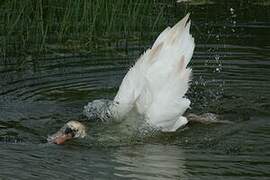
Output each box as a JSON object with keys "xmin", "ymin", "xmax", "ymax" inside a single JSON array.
[
  {"xmin": 83, "ymin": 14, "xmax": 194, "ymax": 132},
  {"xmin": 110, "ymin": 14, "xmax": 195, "ymax": 132}
]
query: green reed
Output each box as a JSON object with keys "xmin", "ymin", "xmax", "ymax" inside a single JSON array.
[{"xmin": 0, "ymin": 0, "xmax": 177, "ymax": 57}]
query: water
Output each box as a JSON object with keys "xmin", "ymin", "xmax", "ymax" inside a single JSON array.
[{"xmin": 1, "ymin": 1, "xmax": 270, "ymax": 179}]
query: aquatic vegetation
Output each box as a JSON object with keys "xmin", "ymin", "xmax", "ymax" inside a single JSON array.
[{"xmin": 0, "ymin": 0, "xmax": 178, "ymax": 57}]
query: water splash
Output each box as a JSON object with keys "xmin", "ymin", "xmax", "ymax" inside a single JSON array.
[
  {"xmin": 83, "ymin": 99, "xmax": 165, "ymax": 144},
  {"xmin": 83, "ymin": 99, "xmax": 116, "ymax": 122}
]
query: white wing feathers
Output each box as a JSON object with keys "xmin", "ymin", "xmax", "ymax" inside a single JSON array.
[{"xmin": 113, "ymin": 14, "xmax": 195, "ymax": 131}]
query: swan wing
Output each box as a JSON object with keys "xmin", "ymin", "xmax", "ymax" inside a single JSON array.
[{"xmin": 114, "ymin": 14, "xmax": 195, "ymax": 132}]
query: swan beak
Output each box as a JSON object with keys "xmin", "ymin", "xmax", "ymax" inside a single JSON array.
[
  {"xmin": 47, "ymin": 121, "xmax": 86, "ymax": 145},
  {"xmin": 47, "ymin": 129, "xmax": 74, "ymax": 145}
]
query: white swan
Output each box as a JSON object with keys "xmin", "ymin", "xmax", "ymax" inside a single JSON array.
[{"xmin": 48, "ymin": 14, "xmax": 195, "ymax": 144}]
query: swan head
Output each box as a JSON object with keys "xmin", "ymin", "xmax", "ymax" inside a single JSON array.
[{"xmin": 47, "ymin": 121, "xmax": 86, "ymax": 145}]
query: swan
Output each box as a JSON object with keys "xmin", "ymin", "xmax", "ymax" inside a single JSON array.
[{"xmin": 48, "ymin": 14, "xmax": 196, "ymax": 144}]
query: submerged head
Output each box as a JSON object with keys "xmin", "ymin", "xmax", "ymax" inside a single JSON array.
[{"xmin": 47, "ymin": 121, "xmax": 86, "ymax": 145}]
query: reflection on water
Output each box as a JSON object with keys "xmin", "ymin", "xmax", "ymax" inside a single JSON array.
[
  {"xmin": 1, "ymin": 0, "xmax": 270, "ymax": 179},
  {"xmin": 0, "ymin": 144, "xmax": 186, "ymax": 179},
  {"xmin": 113, "ymin": 145, "xmax": 187, "ymax": 179}
]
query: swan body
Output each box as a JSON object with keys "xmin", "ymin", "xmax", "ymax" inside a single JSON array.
[
  {"xmin": 48, "ymin": 14, "xmax": 195, "ymax": 144},
  {"xmin": 48, "ymin": 15, "xmax": 233, "ymax": 144},
  {"xmin": 86, "ymin": 14, "xmax": 195, "ymax": 132}
]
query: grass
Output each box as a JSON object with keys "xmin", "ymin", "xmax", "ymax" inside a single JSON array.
[{"xmin": 0, "ymin": 0, "xmax": 181, "ymax": 58}]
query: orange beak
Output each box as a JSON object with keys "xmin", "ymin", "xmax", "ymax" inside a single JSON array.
[{"xmin": 47, "ymin": 130, "xmax": 74, "ymax": 145}]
